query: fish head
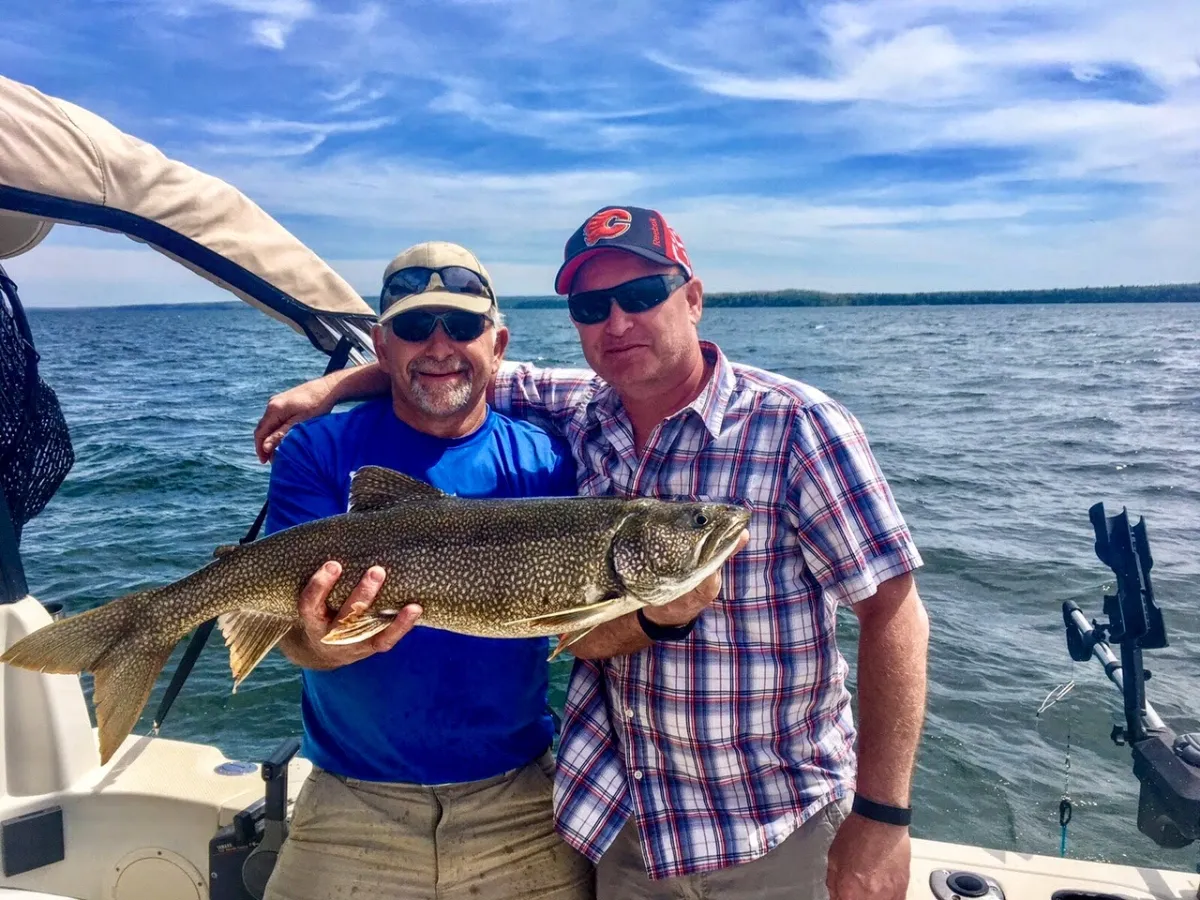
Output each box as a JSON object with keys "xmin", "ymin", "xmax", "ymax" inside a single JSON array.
[{"xmin": 612, "ymin": 499, "xmax": 751, "ymax": 606}]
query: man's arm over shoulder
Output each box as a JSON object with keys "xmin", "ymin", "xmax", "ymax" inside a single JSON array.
[
  {"xmin": 255, "ymin": 364, "xmax": 388, "ymax": 463},
  {"xmin": 255, "ymin": 359, "xmax": 599, "ymax": 461},
  {"xmin": 491, "ymin": 360, "xmax": 596, "ymax": 434}
]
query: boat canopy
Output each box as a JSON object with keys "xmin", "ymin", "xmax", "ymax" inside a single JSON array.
[{"xmin": 0, "ymin": 75, "xmax": 376, "ymax": 361}]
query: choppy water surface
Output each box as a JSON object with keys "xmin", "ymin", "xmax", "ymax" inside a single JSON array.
[{"xmin": 19, "ymin": 301, "xmax": 1200, "ymax": 873}]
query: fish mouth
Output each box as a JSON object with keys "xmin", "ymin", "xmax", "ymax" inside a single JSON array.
[{"xmin": 695, "ymin": 508, "xmax": 752, "ymax": 567}]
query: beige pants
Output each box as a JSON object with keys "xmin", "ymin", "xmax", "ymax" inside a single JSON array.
[
  {"xmin": 263, "ymin": 751, "xmax": 594, "ymax": 900},
  {"xmin": 595, "ymin": 796, "xmax": 851, "ymax": 900}
]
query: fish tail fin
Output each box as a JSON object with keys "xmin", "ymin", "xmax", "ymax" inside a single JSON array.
[{"xmin": 1, "ymin": 589, "xmax": 173, "ymax": 765}]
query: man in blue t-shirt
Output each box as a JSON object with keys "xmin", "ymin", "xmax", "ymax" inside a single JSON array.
[{"xmin": 261, "ymin": 241, "xmax": 592, "ymax": 900}]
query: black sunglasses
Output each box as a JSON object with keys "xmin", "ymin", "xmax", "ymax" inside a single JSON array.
[
  {"xmin": 389, "ymin": 308, "xmax": 492, "ymax": 343},
  {"xmin": 567, "ymin": 273, "xmax": 688, "ymax": 325},
  {"xmin": 380, "ymin": 266, "xmax": 493, "ymax": 313}
]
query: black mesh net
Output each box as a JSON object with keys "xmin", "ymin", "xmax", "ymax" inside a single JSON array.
[{"xmin": 0, "ymin": 263, "xmax": 74, "ymax": 542}]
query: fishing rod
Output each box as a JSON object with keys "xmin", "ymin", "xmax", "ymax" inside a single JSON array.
[{"xmin": 1061, "ymin": 502, "xmax": 1200, "ymax": 851}]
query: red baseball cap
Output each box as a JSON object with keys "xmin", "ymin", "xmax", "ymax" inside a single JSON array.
[{"xmin": 554, "ymin": 205, "xmax": 693, "ymax": 295}]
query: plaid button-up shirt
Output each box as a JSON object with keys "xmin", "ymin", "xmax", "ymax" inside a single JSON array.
[{"xmin": 493, "ymin": 341, "xmax": 923, "ymax": 880}]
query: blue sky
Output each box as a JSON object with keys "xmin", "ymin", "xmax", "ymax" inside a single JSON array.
[{"xmin": 4, "ymin": 0, "xmax": 1199, "ymax": 306}]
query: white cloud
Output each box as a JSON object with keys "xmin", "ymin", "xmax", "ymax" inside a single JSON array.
[
  {"xmin": 206, "ymin": 155, "xmax": 648, "ymax": 235},
  {"xmin": 250, "ymin": 19, "xmax": 287, "ymax": 50},
  {"xmin": 163, "ymin": 0, "xmax": 317, "ymax": 50},
  {"xmin": 194, "ymin": 115, "xmax": 394, "ymax": 156},
  {"xmin": 652, "ymin": 25, "xmax": 978, "ymax": 104},
  {"xmin": 329, "ymin": 87, "xmax": 387, "ymax": 115},
  {"xmin": 663, "ymin": 190, "xmax": 1200, "ymax": 292},
  {"xmin": 218, "ymin": 0, "xmax": 314, "ymax": 49},
  {"xmin": 201, "ymin": 116, "xmax": 393, "ymax": 136},
  {"xmin": 320, "ymin": 78, "xmax": 363, "ymax": 103},
  {"xmin": 432, "ymin": 83, "xmax": 683, "ymax": 149},
  {"xmin": 656, "ymin": 0, "xmax": 1200, "ymax": 107},
  {"xmin": 650, "ymin": 0, "xmax": 1200, "ymax": 204}
]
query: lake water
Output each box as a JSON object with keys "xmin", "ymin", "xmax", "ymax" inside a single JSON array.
[{"xmin": 16, "ymin": 300, "xmax": 1200, "ymax": 875}]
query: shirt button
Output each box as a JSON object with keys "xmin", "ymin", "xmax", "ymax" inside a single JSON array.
[
  {"xmin": 633, "ymin": 770, "xmax": 644, "ymax": 781},
  {"xmin": 624, "ymin": 707, "xmax": 634, "ymax": 720}
]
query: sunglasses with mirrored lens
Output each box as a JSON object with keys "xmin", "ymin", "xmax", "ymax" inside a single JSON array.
[
  {"xmin": 567, "ymin": 273, "xmax": 687, "ymax": 325},
  {"xmin": 389, "ymin": 309, "xmax": 491, "ymax": 343},
  {"xmin": 381, "ymin": 265, "xmax": 492, "ymax": 311}
]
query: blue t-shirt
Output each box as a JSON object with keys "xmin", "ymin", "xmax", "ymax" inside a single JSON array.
[{"xmin": 264, "ymin": 397, "xmax": 577, "ymax": 784}]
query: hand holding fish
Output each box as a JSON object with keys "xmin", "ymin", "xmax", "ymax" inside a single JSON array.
[
  {"xmin": 281, "ymin": 561, "xmax": 423, "ymax": 670},
  {"xmin": 563, "ymin": 529, "xmax": 750, "ymax": 660},
  {"xmin": 642, "ymin": 529, "xmax": 750, "ymax": 627}
]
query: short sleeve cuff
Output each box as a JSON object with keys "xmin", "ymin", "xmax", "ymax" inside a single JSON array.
[{"xmin": 823, "ymin": 544, "xmax": 924, "ymax": 607}]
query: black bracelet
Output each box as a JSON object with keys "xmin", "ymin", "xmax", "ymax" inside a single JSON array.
[
  {"xmin": 637, "ymin": 607, "xmax": 698, "ymax": 642},
  {"xmin": 852, "ymin": 794, "xmax": 912, "ymax": 827}
]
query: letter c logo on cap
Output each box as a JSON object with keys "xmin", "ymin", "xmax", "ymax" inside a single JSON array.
[{"xmin": 583, "ymin": 208, "xmax": 633, "ymax": 246}]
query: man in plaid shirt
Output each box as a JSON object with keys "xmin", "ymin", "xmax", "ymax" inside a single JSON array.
[{"xmin": 256, "ymin": 206, "xmax": 930, "ymax": 900}]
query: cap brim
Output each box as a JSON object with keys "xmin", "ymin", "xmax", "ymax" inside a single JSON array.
[
  {"xmin": 378, "ymin": 288, "xmax": 494, "ymax": 324},
  {"xmin": 554, "ymin": 245, "xmax": 679, "ymax": 295}
]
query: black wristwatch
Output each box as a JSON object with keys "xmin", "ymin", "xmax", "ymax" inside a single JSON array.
[
  {"xmin": 852, "ymin": 794, "xmax": 912, "ymax": 827},
  {"xmin": 637, "ymin": 608, "xmax": 698, "ymax": 642}
]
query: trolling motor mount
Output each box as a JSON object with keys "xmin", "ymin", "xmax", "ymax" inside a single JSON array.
[{"xmin": 1061, "ymin": 503, "xmax": 1200, "ymax": 849}]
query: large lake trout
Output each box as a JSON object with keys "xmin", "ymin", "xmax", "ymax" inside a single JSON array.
[{"xmin": 1, "ymin": 466, "xmax": 751, "ymax": 764}]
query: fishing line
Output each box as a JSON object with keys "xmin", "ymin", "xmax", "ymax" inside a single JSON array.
[{"xmin": 1036, "ymin": 675, "xmax": 1076, "ymax": 857}]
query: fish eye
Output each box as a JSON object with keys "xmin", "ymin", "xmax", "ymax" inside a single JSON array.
[{"xmin": 692, "ymin": 512, "xmax": 709, "ymax": 528}]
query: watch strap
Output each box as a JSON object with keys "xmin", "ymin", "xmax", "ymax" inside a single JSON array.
[
  {"xmin": 637, "ymin": 608, "xmax": 697, "ymax": 642},
  {"xmin": 852, "ymin": 794, "xmax": 912, "ymax": 827}
]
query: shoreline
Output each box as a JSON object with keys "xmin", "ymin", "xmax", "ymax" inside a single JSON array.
[
  {"xmin": 25, "ymin": 282, "xmax": 1200, "ymax": 312},
  {"xmin": 505, "ymin": 282, "xmax": 1200, "ymax": 308}
]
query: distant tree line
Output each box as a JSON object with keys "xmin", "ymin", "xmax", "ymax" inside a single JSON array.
[{"xmin": 478, "ymin": 282, "xmax": 1200, "ymax": 309}]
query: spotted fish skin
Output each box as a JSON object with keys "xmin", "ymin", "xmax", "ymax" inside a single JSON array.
[
  {"xmin": 0, "ymin": 466, "xmax": 751, "ymax": 765},
  {"xmin": 174, "ymin": 495, "xmax": 662, "ymax": 636}
]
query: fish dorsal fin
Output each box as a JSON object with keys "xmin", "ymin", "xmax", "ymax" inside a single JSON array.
[
  {"xmin": 348, "ymin": 465, "xmax": 446, "ymax": 513},
  {"xmin": 212, "ymin": 544, "xmax": 239, "ymax": 559}
]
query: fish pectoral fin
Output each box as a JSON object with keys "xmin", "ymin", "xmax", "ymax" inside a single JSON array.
[
  {"xmin": 500, "ymin": 596, "xmax": 625, "ymax": 629},
  {"xmin": 548, "ymin": 624, "xmax": 602, "ymax": 662},
  {"xmin": 320, "ymin": 608, "xmax": 395, "ymax": 645},
  {"xmin": 217, "ymin": 609, "xmax": 296, "ymax": 692},
  {"xmin": 348, "ymin": 465, "xmax": 446, "ymax": 513}
]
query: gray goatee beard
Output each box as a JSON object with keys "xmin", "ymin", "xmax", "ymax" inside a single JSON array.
[{"xmin": 409, "ymin": 360, "xmax": 474, "ymax": 417}]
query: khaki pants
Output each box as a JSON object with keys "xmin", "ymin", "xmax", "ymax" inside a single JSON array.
[
  {"xmin": 596, "ymin": 796, "xmax": 851, "ymax": 900},
  {"xmin": 263, "ymin": 751, "xmax": 594, "ymax": 900}
]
